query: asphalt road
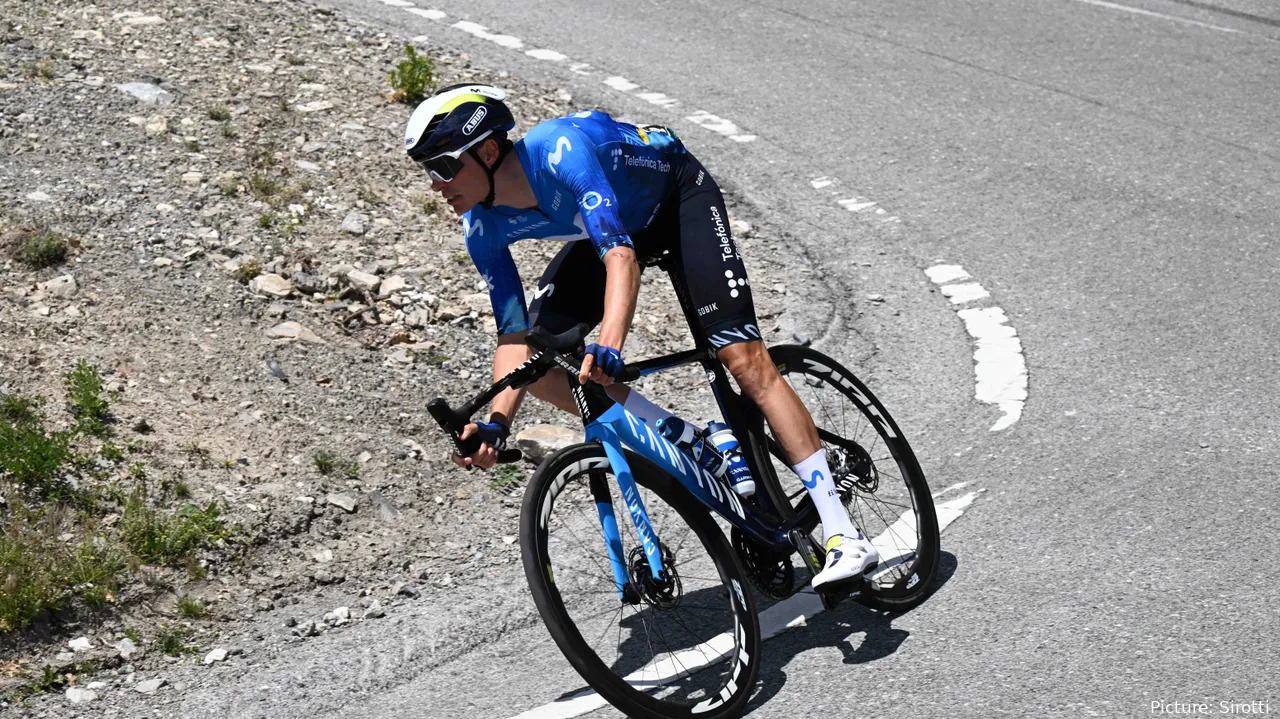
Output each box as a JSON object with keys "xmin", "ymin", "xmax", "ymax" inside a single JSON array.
[{"xmin": 187, "ymin": 0, "xmax": 1280, "ymax": 716}]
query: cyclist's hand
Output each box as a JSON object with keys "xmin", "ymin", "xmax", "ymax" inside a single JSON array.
[
  {"xmin": 580, "ymin": 344, "xmax": 625, "ymax": 387},
  {"xmin": 450, "ymin": 421, "xmax": 508, "ymax": 470}
]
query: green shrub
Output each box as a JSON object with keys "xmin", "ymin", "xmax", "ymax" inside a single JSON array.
[
  {"xmin": 388, "ymin": 45, "xmax": 436, "ymax": 105},
  {"xmin": 176, "ymin": 595, "xmax": 206, "ymax": 619},
  {"xmin": 119, "ymin": 486, "xmax": 228, "ymax": 567},
  {"xmin": 207, "ymin": 105, "xmax": 231, "ymax": 122},
  {"xmin": 15, "ymin": 229, "xmax": 69, "ymax": 269},
  {"xmin": 247, "ymin": 173, "xmax": 280, "ymax": 199},
  {"xmin": 0, "ymin": 512, "xmax": 123, "ymax": 633},
  {"xmin": 489, "ymin": 464, "xmax": 523, "ymax": 492},
  {"xmin": 234, "ymin": 258, "xmax": 262, "ymax": 284},
  {"xmin": 156, "ymin": 624, "xmax": 195, "ymax": 656},
  {"xmin": 0, "ymin": 395, "xmax": 71, "ymax": 496},
  {"xmin": 64, "ymin": 359, "xmax": 113, "ymax": 436}
]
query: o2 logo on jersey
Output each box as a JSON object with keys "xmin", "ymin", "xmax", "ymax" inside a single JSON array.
[
  {"xmin": 548, "ymin": 136, "xmax": 572, "ymax": 175},
  {"xmin": 581, "ymin": 192, "xmax": 604, "ymax": 211}
]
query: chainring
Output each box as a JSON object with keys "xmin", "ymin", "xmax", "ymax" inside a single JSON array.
[{"xmin": 731, "ymin": 527, "xmax": 797, "ymax": 600}]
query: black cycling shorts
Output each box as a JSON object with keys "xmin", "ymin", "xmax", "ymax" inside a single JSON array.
[{"xmin": 528, "ymin": 152, "xmax": 761, "ymax": 350}]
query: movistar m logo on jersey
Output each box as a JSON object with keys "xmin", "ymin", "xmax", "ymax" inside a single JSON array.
[
  {"xmin": 547, "ymin": 136, "xmax": 572, "ymax": 174},
  {"xmin": 463, "ymin": 216, "xmax": 483, "ymax": 238}
]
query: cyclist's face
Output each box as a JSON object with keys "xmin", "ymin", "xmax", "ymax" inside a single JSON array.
[{"xmin": 429, "ymin": 141, "xmax": 495, "ymax": 215}]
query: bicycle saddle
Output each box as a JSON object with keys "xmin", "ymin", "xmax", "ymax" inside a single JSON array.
[{"xmin": 526, "ymin": 323, "xmax": 591, "ymax": 352}]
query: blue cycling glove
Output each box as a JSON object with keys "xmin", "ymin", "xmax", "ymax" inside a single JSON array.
[
  {"xmin": 584, "ymin": 343, "xmax": 626, "ymax": 379},
  {"xmin": 472, "ymin": 420, "xmax": 510, "ymax": 451}
]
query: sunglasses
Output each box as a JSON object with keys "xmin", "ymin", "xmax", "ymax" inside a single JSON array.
[{"xmin": 417, "ymin": 129, "xmax": 494, "ymax": 183}]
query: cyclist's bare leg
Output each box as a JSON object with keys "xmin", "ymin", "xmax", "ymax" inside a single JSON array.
[{"xmin": 717, "ymin": 340, "xmax": 862, "ymax": 544}]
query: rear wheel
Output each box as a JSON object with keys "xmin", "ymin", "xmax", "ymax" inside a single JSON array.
[
  {"xmin": 748, "ymin": 345, "xmax": 940, "ymax": 611},
  {"xmin": 521, "ymin": 442, "xmax": 761, "ymax": 719}
]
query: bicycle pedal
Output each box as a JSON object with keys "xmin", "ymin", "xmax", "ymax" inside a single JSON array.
[
  {"xmin": 787, "ymin": 529, "xmax": 824, "ymax": 575},
  {"xmin": 815, "ymin": 578, "xmax": 864, "ymax": 610}
]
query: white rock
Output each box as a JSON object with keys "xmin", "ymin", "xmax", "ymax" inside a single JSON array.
[
  {"xmin": 37, "ymin": 275, "xmax": 77, "ymax": 299},
  {"xmin": 26, "ymin": 191, "xmax": 52, "ymax": 202},
  {"xmin": 114, "ymin": 637, "xmax": 138, "ymax": 659},
  {"xmin": 181, "ymin": 171, "xmax": 203, "ymax": 185},
  {"xmin": 87, "ymin": 682, "xmax": 107, "ymax": 690},
  {"xmin": 144, "ymin": 115, "xmax": 168, "ymax": 135},
  {"xmin": 346, "ymin": 270, "xmax": 379, "ymax": 292},
  {"xmin": 118, "ymin": 82, "xmax": 174, "ymax": 106},
  {"xmin": 462, "ymin": 292, "xmax": 492, "ymax": 316},
  {"xmin": 203, "ymin": 648, "xmax": 228, "ymax": 665},
  {"xmin": 152, "ymin": 257, "xmax": 173, "ymax": 267},
  {"xmin": 514, "ymin": 425, "xmax": 580, "ymax": 464},
  {"xmin": 295, "ymin": 100, "xmax": 334, "ymax": 113},
  {"xmin": 363, "ymin": 601, "xmax": 385, "ymax": 619},
  {"xmin": 311, "ymin": 548, "xmax": 333, "ymax": 563},
  {"xmin": 73, "ymin": 30, "xmax": 105, "ymax": 41},
  {"xmin": 244, "ymin": 63, "xmax": 275, "ymax": 73},
  {"xmin": 295, "ymin": 160, "xmax": 321, "ymax": 171},
  {"xmin": 249, "ymin": 273, "xmax": 294, "ymax": 298},
  {"xmin": 68, "ymin": 636, "xmax": 93, "ymax": 652},
  {"xmin": 339, "ymin": 213, "xmax": 366, "ymax": 236},
  {"xmin": 65, "ymin": 687, "xmax": 97, "ymax": 704},
  {"xmin": 124, "ymin": 15, "xmax": 165, "ymax": 25},
  {"xmin": 378, "ymin": 275, "xmax": 408, "ymax": 299},
  {"xmin": 332, "ymin": 606, "xmax": 350, "ymax": 622},
  {"xmin": 265, "ymin": 321, "xmax": 324, "ymax": 344},
  {"xmin": 327, "ymin": 493, "xmax": 357, "ymax": 513},
  {"xmin": 134, "ymin": 678, "xmax": 165, "ymax": 695}
]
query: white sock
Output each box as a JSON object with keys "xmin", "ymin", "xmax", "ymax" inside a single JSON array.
[
  {"xmin": 622, "ymin": 388, "xmax": 673, "ymax": 426},
  {"xmin": 792, "ymin": 448, "xmax": 858, "ymax": 543}
]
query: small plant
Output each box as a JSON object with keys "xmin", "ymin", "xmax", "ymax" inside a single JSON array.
[
  {"xmin": 170, "ymin": 480, "xmax": 192, "ymax": 500},
  {"xmin": 132, "ymin": 419, "xmax": 154, "ymax": 435},
  {"xmin": 219, "ymin": 179, "xmax": 240, "ymax": 196},
  {"xmin": 250, "ymin": 144, "xmax": 278, "ymax": 170},
  {"xmin": 257, "ymin": 213, "xmax": 275, "ymax": 229},
  {"xmin": 185, "ymin": 140, "xmax": 200, "ymax": 153},
  {"xmin": 0, "ymin": 395, "xmax": 71, "ymax": 496},
  {"xmin": 313, "ymin": 450, "xmax": 336, "ymax": 475},
  {"xmin": 124, "ymin": 626, "xmax": 141, "ymax": 643},
  {"xmin": 450, "ymin": 251, "xmax": 469, "ymax": 266},
  {"xmin": 357, "ymin": 184, "xmax": 384, "ymax": 206},
  {"xmin": 207, "ymin": 105, "xmax": 231, "ymax": 122},
  {"xmin": 15, "ymin": 228, "xmax": 69, "ymax": 269},
  {"xmin": 388, "ymin": 45, "xmax": 436, "ymax": 105},
  {"xmin": 269, "ymin": 237, "xmax": 286, "ymax": 257},
  {"xmin": 286, "ymin": 55, "xmax": 306, "ymax": 67},
  {"xmin": 119, "ymin": 486, "xmax": 228, "ymax": 567},
  {"xmin": 299, "ymin": 70, "xmax": 318, "ymax": 83},
  {"xmin": 99, "ymin": 443, "xmax": 125, "ymax": 462},
  {"xmin": 176, "ymin": 595, "xmax": 206, "ymax": 619},
  {"xmin": 25, "ymin": 61, "xmax": 57, "ymax": 81},
  {"xmin": 179, "ymin": 442, "xmax": 211, "ymax": 468},
  {"xmin": 220, "ymin": 122, "xmax": 238, "ymax": 139},
  {"xmin": 64, "ymin": 359, "xmax": 112, "ymax": 436},
  {"xmin": 156, "ymin": 624, "xmax": 194, "ymax": 656},
  {"xmin": 234, "ymin": 258, "xmax": 262, "ymax": 284},
  {"xmin": 247, "ymin": 173, "xmax": 280, "ymax": 199},
  {"xmin": 489, "ymin": 464, "xmax": 523, "ymax": 492}
]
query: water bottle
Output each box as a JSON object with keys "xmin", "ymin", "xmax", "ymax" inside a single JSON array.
[
  {"xmin": 705, "ymin": 422, "xmax": 755, "ymax": 497},
  {"xmin": 658, "ymin": 417, "xmax": 727, "ymax": 477}
]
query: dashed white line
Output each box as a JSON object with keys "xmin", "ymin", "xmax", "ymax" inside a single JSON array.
[
  {"xmin": 452, "ymin": 20, "xmax": 524, "ymax": 49},
  {"xmin": 810, "ymin": 177, "xmax": 836, "ymax": 189},
  {"xmin": 525, "ymin": 48, "xmax": 567, "ymax": 62},
  {"xmin": 926, "ymin": 264, "xmax": 1028, "ymax": 431},
  {"xmin": 635, "ymin": 91, "xmax": 678, "ymax": 108},
  {"xmin": 837, "ymin": 197, "xmax": 878, "ymax": 212},
  {"xmin": 602, "ymin": 75, "xmax": 640, "ymax": 92},
  {"xmin": 405, "ymin": 8, "xmax": 445, "ymax": 20},
  {"xmin": 380, "ymin": 0, "xmax": 415, "ymax": 6}
]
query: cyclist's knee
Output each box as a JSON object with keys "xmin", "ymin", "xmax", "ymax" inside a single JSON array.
[{"xmin": 717, "ymin": 341, "xmax": 777, "ymax": 398}]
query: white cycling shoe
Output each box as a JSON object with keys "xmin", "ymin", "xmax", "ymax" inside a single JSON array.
[{"xmin": 811, "ymin": 533, "xmax": 879, "ymax": 590}]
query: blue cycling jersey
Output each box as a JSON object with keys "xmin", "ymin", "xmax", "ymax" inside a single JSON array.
[{"xmin": 461, "ymin": 111, "xmax": 687, "ymax": 335}]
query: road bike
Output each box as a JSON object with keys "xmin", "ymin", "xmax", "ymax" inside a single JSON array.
[{"xmin": 429, "ymin": 254, "xmax": 940, "ymax": 719}]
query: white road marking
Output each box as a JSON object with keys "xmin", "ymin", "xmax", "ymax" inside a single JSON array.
[
  {"xmin": 380, "ymin": 0, "xmax": 414, "ymax": 6},
  {"xmin": 927, "ymin": 264, "xmax": 1027, "ymax": 431},
  {"xmin": 810, "ymin": 177, "xmax": 836, "ymax": 189},
  {"xmin": 837, "ymin": 197, "xmax": 878, "ymax": 212},
  {"xmin": 507, "ymin": 491, "xmax": 979, "ymax": 719},
  {"xmin": 686, "ymin": 110, "xmax": 744, "ymax": 136},
  {"xmin": 1068, "ymin": 0, "xmax": 1242, "ymax": 34},
  {"xmin": 568, "ymin": 63, "xmax": 593, "ymax": 75},
  {"xmin": 405, "ymin": 8, "xmax": 445, "ymax": 20},
  {"xmin": 940, "ymin": 282, "xmax": 991, "ymax": 304},
  {"xmin": 635, "ymin": 91, "xmax": 679, "ymax": 108},
  {"xmin": 932, "ymin": 480, "xmax": 970, "ymax": 498},
  {"xmin": 602, "ymin": 75, "xmax": 640, "ymax": 91},
  {"xmin": 924, "ymin": 264, "xmax": 971, "ymax": 284},
  {"xmin": 452, "ymin": 20, "xmax": 524, "ymax": 49},
  {"xmin": 730, "ymin": 134, "xmax": 758, "ymax": 142},
  {"xmin": 526, "ymin": 48, "xmax": 567, "ymax": 62}
]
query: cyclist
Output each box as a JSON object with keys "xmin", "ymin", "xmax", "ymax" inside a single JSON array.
[{"xmin": 404, "ymin": 83, "xmax": 877, "ymax": 589}]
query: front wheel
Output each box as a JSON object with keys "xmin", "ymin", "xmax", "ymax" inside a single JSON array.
[
  {"xmin": 748, "ymin": 345, "xmax": 941, "ymax": 612},
  {"xmin": 521, "ymin": 442, "xmax": 761, "ymax": 719}
]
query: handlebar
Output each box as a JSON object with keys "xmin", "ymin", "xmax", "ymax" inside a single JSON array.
[{"xmin": 427, "ymin": 323, "xmax": 639, "ymax": 467}]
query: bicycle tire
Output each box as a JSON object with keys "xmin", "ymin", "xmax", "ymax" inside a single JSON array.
[
  {"xmin": 521, "ymin": 442, "xmax": 761, "ymax": 719},
  {"xmin": 746, "ymin": 345, "xmax": 941, "ymax": 611}
]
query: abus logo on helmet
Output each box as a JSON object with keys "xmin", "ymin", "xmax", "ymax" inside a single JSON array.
[{"xmin": 462, "ymin": 106, "xmax": 488, "ymax": 135}]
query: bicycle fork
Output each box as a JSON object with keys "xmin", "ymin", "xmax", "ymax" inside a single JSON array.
[{"xmin": 586, "ymin": 423, "xmax": 668, "ymax": 603}]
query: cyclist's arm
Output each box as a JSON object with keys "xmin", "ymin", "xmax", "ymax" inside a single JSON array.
[{"xmin": 598, "ymin": 246, "xmax": 639, "ymax": 351}]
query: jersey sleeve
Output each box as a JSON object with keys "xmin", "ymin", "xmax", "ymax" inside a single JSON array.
[
  {"xmin": 542, "ymin": 126, "xmax": 633, "ymax": 258},
  {"xmin": 464, "ymin": 215, "xmax": 529, "ymax": 335}
]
